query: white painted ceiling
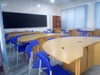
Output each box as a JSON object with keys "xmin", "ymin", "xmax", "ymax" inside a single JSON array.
[
  {"xmin": 32, "ymin": 0, "xmax": 96, "ymax": 5},
  {"xmin": 2, "ymin": 0, "xmax": 97, "ymax": 5}
]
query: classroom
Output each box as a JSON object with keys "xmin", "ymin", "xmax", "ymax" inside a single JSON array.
[{"xmin": 0, "ymin": 0, "xmax": 100, "ymax": 75}]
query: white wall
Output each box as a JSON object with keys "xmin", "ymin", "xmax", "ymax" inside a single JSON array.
[
  {"xmin": 59, "ymin": 0, "xmax": 100, "ymax": 29},
  {"xmin": 1, "ymin": 0, "xmax": 60, "ymax": 32}
]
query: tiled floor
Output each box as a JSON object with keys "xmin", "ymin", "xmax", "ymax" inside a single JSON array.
[{"xmin": 3, "ymin": 44, "xmax": 100, "ymax": 75}]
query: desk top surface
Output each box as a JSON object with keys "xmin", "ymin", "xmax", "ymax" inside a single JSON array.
[
  {"xmin": 7, "ymin": 32, "xmax": 42, "ymax": 39},
  {"xmin": 43, "ymin": 37, "xmax": 100, "ymax": 64},
  {"xmin": 17, "ymin": 33, "xmax": 62, "ymax": 42}
]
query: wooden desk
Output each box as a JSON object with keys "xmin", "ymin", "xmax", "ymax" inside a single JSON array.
[
  {"xmin": 6, "ymin": 32, "xmax": 42, "ymax": 40},
  {"xmin": 94, "ymin": 29, "xmax": 100, "ymax": 36},
  {"xmin": 69, "ymin": 29, "xmax": 94, "ymax": 36},
  {"xmin": 17, "ymin": 34, "xmax": 62, "ymax": 50},
  {"xmin": 42, "ymin": 37, "xmax": 100, "ymax": 75},
  {"xmin": 53, "ymin": 28, "xmax": 61, "ymax": 33}
]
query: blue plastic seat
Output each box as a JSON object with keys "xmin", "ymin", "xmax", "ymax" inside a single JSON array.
[
  {"xmin": 37, "ymin": 52, "xmax": 72, "ymax": 75},
  {"xmin": 26, "ymin": 39, "xmax": 48, "ymax": 75},
  {"xmin": 47, "ymin": 29, "xmax": 52, "ymax": 33},
  {"xmin": 9, "ymin": 34, "xmax": 28, "ymax": 67},
  {"xmin": 61, "ymin": 29, "xmax": 69, "ymax": 36},
  {"xmin": 76, "ymin": 29, "xmax": 88, "ymax": 36}
]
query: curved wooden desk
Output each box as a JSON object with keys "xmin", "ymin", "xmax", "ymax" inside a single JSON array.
[
  {"xmin": 7, "ymin": 31, "xmax": 41, "ymax": 40},
  {"xmin": 17, "ymin": 33, "xmax": 62, "ymax": 50},
  {"xmin": 42, "ymin": 37, "xmax": 100, "ymax": 75}
]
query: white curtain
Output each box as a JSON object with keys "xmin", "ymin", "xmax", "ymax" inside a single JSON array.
[
  {"xmin": 95, "ymin": 2, "xmax": 100, "ymax": 29},
  {"xmin": 61, "ymin": 5, "xmax": 87, "ymax": 29}
]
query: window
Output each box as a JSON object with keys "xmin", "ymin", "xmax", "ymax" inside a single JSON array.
[
  {"xmin": 61, "ymin": 5, "xmax": 88, "ymax": 29},
  {"xmin": 95, "ymin": 2, "xmax": 100, "ymax": 29}
]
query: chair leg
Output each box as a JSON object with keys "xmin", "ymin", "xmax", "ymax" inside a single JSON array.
[
  {"xmin": 10, "ymin": 42, "xmax": 12, "ymax": 53},
  {"xmin": 17, "ymin": 47, "xmax": 19, "ymax": 67},
  {"xmin": 29, "ymin": 59, "xmax": 31, "ymax": 75},
  {"xmin": 50, "ymin": 71, "xmax": 52, "ymax": 75},
  {"xmin": 29, "ymin": 67, "xmax": 31, "ymax": 75},
  {"xmin": 39, "ymin": 60, "xmax": 41, "ymax": 75}
]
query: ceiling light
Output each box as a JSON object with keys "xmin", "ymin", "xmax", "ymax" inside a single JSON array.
[
  {"xmin": 51, "ymin": 0, "xmax": 55, "ymax": 3},
  {"xmin": 1, "ymin": 3, "xmax": 7, "ymax": 7},
  {"xmin": 37, "ymin": 4, "xmax": 40, "ymax": 8}
]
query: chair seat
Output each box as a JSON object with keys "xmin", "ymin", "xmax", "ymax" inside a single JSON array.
[
  {"xmin": 23, "ymin": 42, "xmax": 29, "ymax": 46},
  {"xmin": 6, "ymin": 39, "xmax": 10, "ymax": 43},
  {"xmin": 18, "ymin": 45, "xmax": 26, "ymax": 52},
  {"xmin": 32, "ymin": 59, "xmax": 47, "ymax": 68},
  {"xmin": 43, "ymin": 65, "xmax": 71, "ymax": 75},
  {"xmin": 35, "ymin": 52, "xmax": 50, "ymax": 61},
  {"xmin": 32, "ymin": 52, "xmax": 50, "ymax": 68}
]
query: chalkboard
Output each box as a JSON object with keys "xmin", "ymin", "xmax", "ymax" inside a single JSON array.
[{"xmin": 2, "ymin": 12, "xmax": 47, "ymax": 28}]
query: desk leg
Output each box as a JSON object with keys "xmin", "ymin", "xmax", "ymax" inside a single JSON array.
[{"xmin": 75, "ymin": 59, "xmax": 80, "ymax": 75}]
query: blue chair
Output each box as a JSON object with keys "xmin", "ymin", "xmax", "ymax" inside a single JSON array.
[
  {"xmin": 43, "ymin": 31, "xmax": 49, "ymax": 34},
  {"xmin": 46, "ymin": 37, "xmax": 55, "ymax": 41},
  {"xmin": 37, "ymin": 52, "xmax": 72, "ymax": 75},
  {"xmin": 61, "ymin": 29, "xmax": 69, "ymax": 36},
  {"xmin": 76, "ymin": 29, "xmax": 88, "ymax": 36},
  {"xmin": 47, "ymin": 29, "xmax": 52, "ymax": 33},
  {"xmin": 61, "ymin": 29, "xmax": 66, "ymax": 34},
  {"xmin": 5, "ymin": 33, "xmax": 8, "ymax": 38},
  {"xmin": 26, "ymin": 39, "xmax": 48, "ymax": 75},
  {"xmin": 9, "ymin": 34, "xmax": 28, "ymax": 67},
  {"xmin": 60, "ymin": 35, "xmax": 69, "ymax": 38},
  {"xmin": 5, "ymin": 33, "xmax": 10, "ymax": 43}
]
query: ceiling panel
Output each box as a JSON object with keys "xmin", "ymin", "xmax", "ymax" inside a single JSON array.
[{"xmin": 2, "ymin": 0, "xmax": 97, "ymax": 5}]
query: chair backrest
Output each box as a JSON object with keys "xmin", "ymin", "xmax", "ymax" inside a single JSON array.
[
  {"xmin": 9, "ymin": 34, "xmax": 24, "ymax": 46},
  {"xmin": 43, "ymin": 31, "xmax": 48, "ymax": 34},
  {"xmin": 37, "ymin": 52, "xmax": 51, "ymax": 72},
  {"xmin": 47, "ymin": 29, "xmax": 52, "ymax": 33},
  {"xmin": 26, "ymin": 39, "xmax": 39, "ymax": 58},
  {"xmin": 26, "ymin": 45, "xmax": 32, "ymax": 58},
  {"xmin": 29, "ymin": 39, "xmax": 39, "ymax": 47},
  {"xmin": 5, "ymin": 33, "xmax": 8, "ymax": 38},
  {"xmin": 76, "ymin": 29, "xmax": 88, "ymax": 36},
  {"xmin": 61, "ymin": 29, "xmax": 67, "ymax": 34}
]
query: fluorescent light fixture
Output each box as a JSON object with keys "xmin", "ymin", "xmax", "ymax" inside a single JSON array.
[
  {"xmin": 1, "ymin": 3, "xmax": 7, "ymax": 7},
  {"xmin": 51, "ymin": 0, "xmax": 55, "ymax": 3},
  {"xmin": 37, "ymin": 4, "xmax": 40, "ymax": 8}
]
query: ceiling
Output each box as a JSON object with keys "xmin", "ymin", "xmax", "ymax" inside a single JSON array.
[
  {"xmin": 2, "ymin": 0, "xmax": 97, "ymax": 6},
  {"xmin": 33, "ymin": 0, "xmax": 96, "ymax": 5}
]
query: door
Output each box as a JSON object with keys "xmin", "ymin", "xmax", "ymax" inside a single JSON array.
[{"xmin": 52, "ymin": 16, "xmax": 61, "ymax": 28}]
